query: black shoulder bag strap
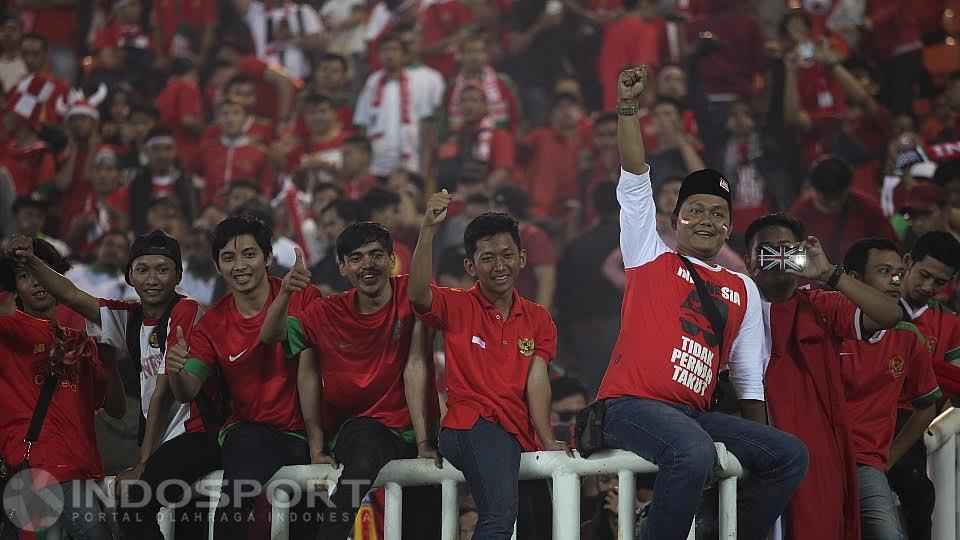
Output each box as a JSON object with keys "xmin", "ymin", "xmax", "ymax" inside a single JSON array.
[
  {"xmin": 678, "ymin": 255, "xmax": 737, "ymax": 411},
  {"xmin": 23, "ymin": 328, "xmax": 64, "ymax": 464}
]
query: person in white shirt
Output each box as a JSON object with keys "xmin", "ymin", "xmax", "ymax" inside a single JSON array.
[
  {"xmin": 178, "ymin": 226, "xmax": 218, "ymax": 307},
  {"xmin": 234, "ymin": 0, "xmax": 325, "ymax": 80},
  {"xmin": 0, "ymin": 16, "xmax": 27, "ymax": 92},
  {"xmin": 66, "ymin": 230, "xmax": 137, "ymax": 301},
  {"xmin": 354, "ymin": 31, "xmax": 440, "ymax": 177}
]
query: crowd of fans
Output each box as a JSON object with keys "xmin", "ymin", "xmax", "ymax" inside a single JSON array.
[{"xmin": 2, "ymin": 0, "xmax": 960, "ymax": 538}]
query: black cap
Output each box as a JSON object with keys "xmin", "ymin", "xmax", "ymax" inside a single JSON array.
[
  {"xmin": 12, "ymin": 192, "xmax": 51, "ymax": 213},
  {"xmin": 125, "ymin": 230, "xmax": 183, "ymax": 285},
  {"xmin": 674, "ymin": 168, "xmax": 733, "ymax": 217}
]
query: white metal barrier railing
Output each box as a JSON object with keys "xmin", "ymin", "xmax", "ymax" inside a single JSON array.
[
  {"xmin": 110, "ymin": 444, "xmax": 742, "ymax": 540},
  {"xmin": 926, "ymin": 406, "xmax": 960, "ymax": 540}
]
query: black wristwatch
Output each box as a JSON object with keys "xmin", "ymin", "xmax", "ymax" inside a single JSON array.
[{"xmin": 825, "ymin": 264, "xmax": 844, "ymax": 289}]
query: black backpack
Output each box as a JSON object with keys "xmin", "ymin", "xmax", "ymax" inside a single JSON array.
[{"xmin": 125, "ymin": 294, "xmax": 228, "ymax": 444}]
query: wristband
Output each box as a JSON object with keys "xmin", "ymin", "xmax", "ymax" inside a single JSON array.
[
  {"xmin": 417, "ymin": 440, "xmax": 436, "ymax": 446},
  {"xmin": 616, "ymin": 103, "xmax": 640, "ymax": 116},
  {"xmin": 825, "ymin": 264, "xmax": 844, "ymax": 289}
]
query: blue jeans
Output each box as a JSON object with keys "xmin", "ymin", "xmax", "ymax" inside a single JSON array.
[
  {"xmin": 601, "ymin": 398, "xmax": 808, "ymax": 540},
  {"xmin": 439, "ymin": 419, "xmax": 521, "ymax": 540},
  {"xmin": 858, "ymin": 464, "xmax": 903, "ymax": 540},
  {"xmin": 58, "ymin": 480, "xmax": 113, "ymax": 540}
]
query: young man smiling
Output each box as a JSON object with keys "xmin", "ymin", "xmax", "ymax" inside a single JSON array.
[
  {"xmin": 409, "ymin": 199, "xmax": 568, "ymax": 539},
  {"xmin": 743, "ymin": 214, "xmax": 904, "ymax": 540},
  {"xmin": 165, "ymin": 216, "xmax": 323, "ymax": 539},
  {"xmin": 6, "ymin": 230, "xmax": 218, "ymax": 540},
  {"xmin": 258, "ymin": 221, "xmax": 441, "ymax": 539},
  {"xmin": 838, "ymin": 238, "xmax": 941, "ymax": 540},
  {"xmin": 595, "ymin": 66, "xmax": 809, "ymax": 540}
]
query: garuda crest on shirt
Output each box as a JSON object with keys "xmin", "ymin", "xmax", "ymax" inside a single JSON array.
[
  {"xmin": 518, "ymin": 338, "xmax": 535, "ymax": 357},
  {"xmin": 926, "ymin": 335, "xmax": 937, "ymax": 354},
  {"xmin": 889, "ymin": 355, "xmax": 905, "ymax": 378}
]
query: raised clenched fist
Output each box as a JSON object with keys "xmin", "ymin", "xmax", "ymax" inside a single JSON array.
[{"xmin": 617, "ymin": 66, "xmax": 649, "ymax": 105}]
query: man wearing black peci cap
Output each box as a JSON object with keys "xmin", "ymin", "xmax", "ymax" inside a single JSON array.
[
  {"xmin": 10, "ymin": 191, "xmax": 70, "ymax": 257},
  {"xmin": 5, "ymin": 230, "xmax": 222, "ymax": 540},
  {"xmin": 591, "ymin": 67, "xmax": 810, "ymax": 540}
]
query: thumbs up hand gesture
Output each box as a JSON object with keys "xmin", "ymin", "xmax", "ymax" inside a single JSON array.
[
  {"xmin": 282, "ymin": 247, "xmax": 312, "ymax": 295},
  {"xmin": 166, "ymin": 327, "xmax": 189, "ymax": 374},
  {"xmin": 423, "ymin": 189, "xmax": 453, "ymax": 228}
]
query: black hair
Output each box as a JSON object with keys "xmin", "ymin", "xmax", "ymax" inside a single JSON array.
[
  {"xmin": 317, "ymin": 53, "xmax": 348, "ymax": 72},
  {"xmin": 145, "ymin": 126, "xmax": 174, "ymax": 141},
  {"xmin": 809, "ymin": 155, "xmax": 854, "ymax": 197},
  {"xmin": 465, "ymin": 193, "xmax": 491, "ymax": 206},
  {"xmin": 652, "ymin": 95, "xmax": 684, "ymax": 113},
  {"xmin": 778, "ymin": 11, "xmax": 813, "ymax": 38},
  {"xmin": 128, "ymin": 103, "xmax": 160, "ymax": 121},
  {"xmin": 233, "ymin": 197, "xmax": 274, "ymax": 231},
  {"xmin": 170, "ymin": 56, "xmax": 196, "ymax": 76},
  {"xmin": 743, "ymin": 213, "xmax": 806, "ymax": 252},
  {"xmin": 593, "ymin": 111, "xmax": 618, "ymax": 129},
  {"xmin": 493, "ymin": 185, "xmax": 529, "ymax": 219},
  {"xmin": 362, "ymin": 187, "xmax": 401, "ymax": 214},
  {"xmin": 378, "ymin": 32, "xmax": 406, "ymax": 52},
  {"xmin": 303, "ymin": 93, "xmax": 334, "ymax": 109},
  {"xmin": 147, "ymin": 196, "xmax": 183, "ymax": 214},
  {"xmin": 550, "ymin": 376, "xmax": 588, "ymax": 403},
  {"xmin": 934, "ymin": 160, "xmax": 960, "ymax": 186},
  {"xmin": 463, "ymin": 212, "xmax": 522, "ymax": 260},
  {"xmin": 21, "ymin": 32, "xmax": 48, "ymax": 49},
  {"xmin": 910, "ymin": 231, "xmax": 960, "ymax": 273},
  {"xmin": 336, "ymin": 221, "xmax": 394, "ymax": 261},
  {"xmin": 437, "ymin": 246, "xmax": 469, "ymax": 281},
  {"xmin": 592, "ymin": 181, "xmax": 619, "ymax": 217},
  {"xmin": 210, "ymin": 215, "xmax": 273, "ymax": 265},
  {"xmin": 344, "ymin": 135, "xmax": 372, "ymax": 154},
  {"xmin": 322, "ymin": 199, "xmax": 369, "ymax": 224},
  {"xmin": 225, "ymin": 177, "xmax": 261, "ymax": 195},
  {"xmin": 225, "ymin": 73, "xmax": 255, "ymax": 92},
  {"xmin": 313, "ymin": 181, "xmax": 343, "ymax": 198},
  {"xmin": 843, "ymin": 237, "xmax": 901, "ymax": 276},
  {"xmin": 553, "ymin": 92, "xmax": 582, "ymax": 109},
  {"xmin": 0, "ymin": 238, "xmax": 71, "ymax": 293},
  {"xmin": 100, "ymin": 229, "xmax": 131, "ymax": 244},
  {"xmin": 461, "ymin": 28, "xmax": 489, "ymax": 48}
]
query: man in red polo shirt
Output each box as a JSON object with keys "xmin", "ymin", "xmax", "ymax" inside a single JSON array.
[
  {"xmin": 888, "ymin": 230, "xmax": 960, "ymax": 540},
  {"xmin": 151, "ymin": 0, "xmax": 217, "ymax": 64},
  {"xmin": 410, "ymin": 199, "xmax": 568, "ymax": 538},
  {"xmin": 282, "ymin": 94, "xmax": 348, "ymax": 183},
  {"xmin": 258, "ymin": 222, "xmax": 440, "ymax": 539},
  {"xmin": 154, "ymin": 57, "xmax": 205, "ymax": 164},
  {"xmin": 839, "ymin": 238, "xmax": 941, "ymax": 539},
  {"xmin": 166, "ymin": 216, "xmax": 323, "ymax": 539},
  {"xmin": 598, "ymin": 67, "xmax": 812, "ymax": 540},
  {"xmin": 191, "ymin": 99, "xmax": 273, "ymax": 207}
]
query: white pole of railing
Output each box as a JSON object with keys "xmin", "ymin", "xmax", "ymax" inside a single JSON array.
[
  {"xmin": 686, "ymin": 517, "xmax": 696, "ymax": 540},
  {"xmin": 553, "ymin": 469, "xmax": 581, "ymax": 540},
  {"xmin": 204, "ymin": 470, "xmax": 223, "ymax": 540},
  {"xmin": 926, "ymin": 408, "xmax": 959, "ymax": 540},
  {"xmin": 270, "ymin": 486, "xmax": 291, "ymax": 540},
  {"xmin": 617, "ymin": 469, "xmax": 636, "ymax": 540},
  {"xmin": 440, "ymin": 478, "xmax": 458, "ymax": 540},
  {"xmin": 158, "ymin": 506, "xmax": 174, "ymax": 539},
  {"xmin": 383, "ymin": 482, "xmax": 403, "ymax": 540},
  {"xmin": 718, "ymin": 476, "xmax": 737, "ymax": 539},
  {"xmin": 955, "ymin": 432, "xmax": 960, "ymax": 540}
]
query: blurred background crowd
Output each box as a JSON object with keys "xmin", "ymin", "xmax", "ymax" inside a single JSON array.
[{"xmin": 0, "ymin": 0, "xmax": 959, "ymax": 537}]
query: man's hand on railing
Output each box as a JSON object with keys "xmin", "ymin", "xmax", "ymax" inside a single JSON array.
[
  {"xmin": 311, "ymin": 450, "xmax": 339, "ymax": 469},
  {"xmin": 545, "ymin": 440, "xmax": 575, "ymax": 457},
  {"xmin": 418, "ymin": 440, "xmax": 443, "ymax": 469}
]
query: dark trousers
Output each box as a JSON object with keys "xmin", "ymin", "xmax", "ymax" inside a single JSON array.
[
  {"xmin": 320, "ymin": 418, "xmax": 441, "ymax": 540},
  {"xmin": 215, "ymin": 424, "xmax": 314, "ymax": 540},
  {"xmin": 117, "ymin": 431, "xmax": 221, "ymax": 540},
  {"xmin": 439, "ymin": 418, "xmax": 552, "ymax": 540},
  {"xmin": 887, "ymin": 409, "xmax": 934, "ymax": 540}
]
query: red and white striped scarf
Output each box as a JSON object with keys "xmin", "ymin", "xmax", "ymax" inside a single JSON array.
[{"xmin": 448, "ymin": 67, "xmax": 507, "ymax": 131}]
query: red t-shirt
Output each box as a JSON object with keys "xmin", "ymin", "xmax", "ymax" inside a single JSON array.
[
  {"xmin": 185, "ymin": 278, "xmax": 321, "ymax": 435},
  {"xmin": 155, "ymin": 78, "xmax": 204, "ymax": 162},
  {"xmin": 901, "ymin": 299, "xmax": 960, "ymax": 398},
  {"xmin": 0, "ymin": 140, "xmax": 55, "ymax": 195},
  {"xmin": 520, "ymin": 127, "xmax": 584, "ymax": 219},
  {"xmin": 415, "ymin": 284, "xmax": 557, "ymax": 451},
  {"xmin": 841, "ymin": 323, "xmax": 941, "ymax": 470},
  {"xmin": 0, "ymin": 311, "xmax": 105, "ymax": 483},
  {"xmin": 795, "ymin": 62, "xmax": 847, "ymax": 162},
  {"xmin": 342, "ymin": 176, "xmax": 378, "ymax": 200},
  {"xmin": 191, "ymin": 139, "xmax": 273, "ymax": 206},
  {"xmin": 237, "ymin": 56, "xmax": 303, "ymax": 121},
  {"xmin": 92, "ymin": 21, "xmax": 152, "ymax": 51},
  {"xmin": 202, "ymin": 118, "xmax": 274, "ymax": 146},
  {"xmin": 789, "ymin": 190, "xmax": 898, "ymax": 263},
  {"xmin": 597, "ymin": 168, "xmax": 765, "ymax": 409},
  {"xmin": 31, "ymin": 8, "xmax": 78, "ymax": 49},
  {"xmin": 151, "ymin": 0, "xmax": 217, "ymax": 55},
  {"xmin": 515, "ymin": 223, "xmax": 554, "ymax": 302},
  {"xmin": 600, "ymin": 16, "xmax": 665, "ymax": 109},
  {"xmin": 284, "ymin": 132, "xmax": 347, "ymax": 176},
  {"xmin": 285, "ymin": 275, "xmax": 436, "ymax": 436},
  {"xmin": 420, "ymin": 0, "xmax": 475, "ymax": 79}
]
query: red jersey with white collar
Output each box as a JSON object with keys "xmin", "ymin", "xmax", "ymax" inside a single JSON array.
[
  {"xmin": 900, "ymin": 298, "xmax": 960, "ymax": 397},
  {"xmin": 597, "ymin": 167, "xmax": 766, "ymax": 409}
]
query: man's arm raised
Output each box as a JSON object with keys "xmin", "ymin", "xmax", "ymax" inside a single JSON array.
[
  {"xmin": 6, "ymin": 235, "xmax": 101, "ymax": 324},
  {"xmin": 260, "ymin": 247, "xmax": 311, "ymax": 344},
  {"xmin": 409, "ymin": 190, "xmax": 453, "ymax": 313},
  {"xmin": 165, "ymin": 327, "xmax": 204, "ymax": 403},
  {"xmin": 617, "ymin": 66, "xmax": 650, "ymax": 176}
]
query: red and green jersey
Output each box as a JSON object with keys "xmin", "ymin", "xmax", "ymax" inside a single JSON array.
[
  {"xmin": 285, "ymin": 275, "xmax": 435, "ymax": 442},
  {"xmin": 841, "ymin": 322, "xmax": 941, "ymax": 470},
  {"xmin": 0, "ymin": 311, "xmax": 106, "ymax": 483},
  {"xmin": 184, "ymin": 278, "xmax": 321, "ymax": 441},
  {"xmin": 901, "ymin": 298, "xmax": 960, "ymax": 397},
  {"xmin": 415, "ymin": 284, "xmax": 557, "ymax": 452}
]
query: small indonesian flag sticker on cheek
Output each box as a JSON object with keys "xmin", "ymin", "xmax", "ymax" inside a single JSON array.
[
  {"xmin": 891, "ymin": 272, "xmax": 903, "ymax": 284},
  {"xmin": 679, "ymin": 216, "xmax": 691, "ymax": 225},
  {"xmin": 719, "ymin": 178, "xmax": 729, "ymax": 191}
]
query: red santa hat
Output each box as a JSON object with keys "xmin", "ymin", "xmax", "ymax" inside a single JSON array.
[
  {"xmin": 56, "ymin": 84, "xmax": 108, "ymax": 121},
  {"xmin": 6, "ymin": 74, "xmax": 59, "ymax": 130}
]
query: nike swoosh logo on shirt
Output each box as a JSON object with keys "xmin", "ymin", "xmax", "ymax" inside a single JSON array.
[
  {"xmin": 228, "ymin": 349, "xmax": 248, "ymax": 362},
  {"xmin": 839, "ymin": 352, "xmax": 853, "ymax": 356}
]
